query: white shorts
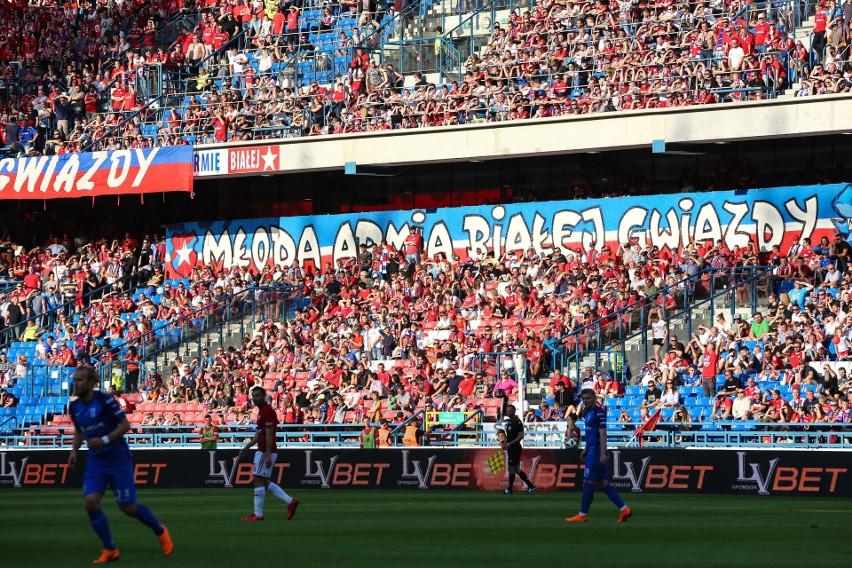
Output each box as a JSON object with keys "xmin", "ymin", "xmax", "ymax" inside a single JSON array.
[{"xmin": 252, "ymin": 451, "xmax": 278, "ymax": 479}]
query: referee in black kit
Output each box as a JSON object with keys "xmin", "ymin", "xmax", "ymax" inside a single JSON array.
[{"xmin": 501, "ymin": 405, "xmax": 536, "ymax": 495}]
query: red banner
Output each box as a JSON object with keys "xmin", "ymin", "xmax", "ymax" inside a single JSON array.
[{"xmin": 0, "ymin": 147, "xmax": 193, "ymax": 199}]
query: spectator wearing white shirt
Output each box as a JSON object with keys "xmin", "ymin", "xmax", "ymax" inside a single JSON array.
[
  {"xmin": 732, "ymin": 389, "xmax": 752, "ymax": 420},
  {"xmin": 660, "ymin": 380, "xmax": 680, "ymax": 407},
  {"xmin": 728, "ymin": 37, "xmax": 745, "ymax": 70}
]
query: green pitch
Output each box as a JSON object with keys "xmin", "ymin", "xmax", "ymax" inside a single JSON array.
[{"xmin": 5, "ymin": 490, "xmax": 851, "ymax": 567}]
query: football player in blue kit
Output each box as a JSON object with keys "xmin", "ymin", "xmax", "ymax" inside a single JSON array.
[
  {"xmin": 565, "ymin": 388, "xmax": 632, "ymax": 523},
  {"xmin": 68, "ymin": 366, "xmax": 173, "ymax": 563}
]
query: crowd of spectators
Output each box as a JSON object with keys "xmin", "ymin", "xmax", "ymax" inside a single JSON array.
[
  {"xmin": 19, "ymin": 225, "xmax": 841, "ymax": 436},
  {"xmin": 0, "ymin": 0, "xmax": 190, "ymax": 156},
  {"xmin": 0, "ymin": 204, "xmax": 850, "ymax": 439},
  {"xmin": 69, "ymin": 0, "xmax": 852, "ymax": 146},
  {"xmin": 4, "ymin": 0, "xmax": 847, "ymax": 153},
  {"xmin": 0, "ymin": 232, "xmax": 166, "ymax": 347}
]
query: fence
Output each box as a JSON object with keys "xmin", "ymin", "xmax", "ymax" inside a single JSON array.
[
  {"xmin": 547, "ymin": 266, "xmax": 773, "ymax": 386},
  {"xmin": 8, "ymin": 419, "xmax": 850, "ymax": 449}
]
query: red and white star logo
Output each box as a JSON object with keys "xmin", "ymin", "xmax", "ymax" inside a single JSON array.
[{"xmin": 169, "ymin": 233, "xmax": 197, "ymax": 276}]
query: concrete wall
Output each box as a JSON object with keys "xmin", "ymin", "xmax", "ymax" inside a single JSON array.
[{"xmin": 197, "ymin": 95, "xmax": 852, "ymax": 178}]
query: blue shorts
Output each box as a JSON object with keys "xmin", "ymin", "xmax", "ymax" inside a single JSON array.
[
  {"xmin": 584, "ymin": 452, "xmax": 609, "ymax": 482},
  {"xmin": 84, "ymin": 458, "xmax": 137, "ymax": 506}
]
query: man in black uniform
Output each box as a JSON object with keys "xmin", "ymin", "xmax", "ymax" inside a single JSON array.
[{"xmin": 501, "ymin": 405, "xmax": 536, "ymax": 495}]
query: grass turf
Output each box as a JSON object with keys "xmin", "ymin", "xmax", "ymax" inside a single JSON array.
[{"xmin": 3, "ymin": 489, "xmax": 851, "ymax": 567}]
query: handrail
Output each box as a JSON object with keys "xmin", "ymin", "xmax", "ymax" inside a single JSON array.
[
  {"xmin": 547, "ymin": 265, "xmax": 773, "ymax": 379},
  {"xmin": 9, "ymin": 419, "xmax": 850, "ymax": 448},
  {"xmin": 0, "ymin": 415, "xmax": 17, "ymax": 434},
  {"xmin": 0, "ymin": 263, "xmax": 165, "ymax": 350},
  {"xmin": 198, "ymin": 27, "xmax": 249, "ymax": 70},
  {"xmin": 99, "ymin": 285, "xmax": 304, "ymax": 366},
  {"xmin": 583, "ymin": 266, "xmax": 774, "ymax": 382},
  {"xmin": 357, "ymin": 0, "xmax": 428, "ymax": 49},
  {"xmin": 544, "ymin": 265, "xmax": 713, "ymax": 367},
  {"xmin": 98, "ymin": 9, "xmax": 196, "ymax": 108},
  {"xmin": 432, "ymin": 408, "xmax": 484, "ymax": 443},
  {"xmin": 82, "ymin": 94, "xmax": 167, "ymax": 152},
  {"xmin": 389, "ymin": 408, "xmax": 426, "ymax": 444}
]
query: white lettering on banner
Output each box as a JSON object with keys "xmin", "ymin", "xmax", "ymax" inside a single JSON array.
[
  {"xmin": 582, "ymin": 207, "xmax": 604, "ymax": 251},
  {"xmin": 649, "ymin": 208, "xmax": 681, "ymax": 251},
  {"xmin": 194, "ymin": 150, "xmax": 223, "ymax": 175},
  {"xmin": 14, "ymin": 155, "xmax": 49, "ymax": 193},
  {"xmin": 207, "ymin": 451, "xmax": 240, "ymax": 488},
  {"xmin": 203, "ymin": 231, "xmax": 233, "ymax": 267},
  {"xmin": 426, "ymin": 222, "xmax": 453, "ymax": 260},
  {"xmin": 612, "ymin": 451, "xmax": 652, "ymax": 493},
  {"xmin": 304, "ymin": 451, "xmax": 338, "ymax": 489},
  {"xmin": 297, "ymin": 227, "xmax": 320, "ymax": 269},
  {"xmin": 250, "ymin": 227, "xmax": 271, "ymax": 268},
  {"xmin": 505, "ymin": 213, "xmax": 532, "ymax": 253},
  {"xmin": 491, "ymin": 206, "xmax": 503, "ymax": 254},
  {"xmin": 464, "ymin": 214, "xmax": 490, "ymax": 259},
  {"xmin": 678, "ymin": 198, "xmax": 694, "ymax": 250},
  {"xmin": 531, "ymin": 213, "xmax": 549, "ymax": 252},
  {"xmin": 552, "ymin": 209, "xmax": 583, "ymax": 254},
  {"xmin": 173, "ymin": 189, "xmax": 830, "ymax": 276},
  {"xmin": 107, "ymin": 150, "xmax": 132, "ymax": 187},
  {"xmin": 0, "ymin": 452, "xmax": 29, "ymax": 487},
  {"xmin": 753, "ymin": 201, "xmax": 785, "ymax": 250},
  {"xmin": 400, "ymin": 450, "xmax": 437, "ymax": 490},
  {"xmin": 785, "ymin": 196, "xmax": 817, "ymax": 240},
  {"xmin": 385, "ymin": 222, "xmax": 410, "ymax": 251},
  {"xmin": 736, "ymin": 452, "xmax": 779, "ymax": 496},
  {"xmin": 270, "ymin": 226, "xmax": 296, "ymax": 266},
  {"xmin": 76, "ymin": 152, "xmax": 107, "ymax": 191},
  {"xmin": 618, "ymin": 206, "xmax": 648, "ymax": 244},
  {"xmin": 332, "ymin": 223, "xmax": 356, "ymax": 267},
  {"xmin": 133, "ymin": 148, "xmax": 158, "ymax": 186},
  {"xmin": 354, "ymin": 220, "xmax": 383, "ymax": 250},
  {"xmin": 693, "ymin": 202, "xmax": 723, "ymax": 244},
  {"xmin": 39, "ymin": 156, "xmax": 59, "ymax": 193},
  {"xmin": 722, "ymin": 202, "xmax": 751, "ymax": 249},
  {"xmin": 230, "ymin": 148, "xmax": 261, "ymax": 172},
  {"xmin": 232, "ymin": 229, "xmax": 251, "ymax": 268},
  {"xmin": 0, "ymin": 158, "xmax": 15, "ymax": 191}
]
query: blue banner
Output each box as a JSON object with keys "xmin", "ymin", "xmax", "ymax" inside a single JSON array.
[{"xmin": 166, "ymin": 184, "xmax": 848, "ymax": 277}]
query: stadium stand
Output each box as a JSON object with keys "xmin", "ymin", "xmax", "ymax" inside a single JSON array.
[
  {"xmin": 0, "ymin": 0, "xmax": 849, "ymax": 447},
  {"xmin": 2, "ymin": 0, "xmax": 848, "ymax": 153},
  {"xmin": 2, "ymin": 217, "xmax": 850, "ymax": 447}
]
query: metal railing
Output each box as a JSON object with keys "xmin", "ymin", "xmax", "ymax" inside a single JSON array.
[
  {"xmin": 546, "ymin": 266, "xmax": 773, "ymax": 384},
  {"xmin": 543, "ymin": 265, "xmax": 711, "ymax": 373},
  {"xmin": 609, "ymin": 266, "xmax": 774, "ymax": 374},
  {"xmin": 0, "ymin": 265, "xmax": 164, "ymax": 350},
  {"xmin": 8, "ymin": 419, "xmax": 850, "ymax": 448},
  {"xmin": 96, "ymin": 285, "xmax": 305, "ymax": 368}
]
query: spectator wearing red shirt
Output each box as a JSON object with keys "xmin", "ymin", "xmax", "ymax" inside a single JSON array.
[
  {"xmin": 285, "ymin": 6, "xmax": 299, "ymax": 47},
  {"xmin": 749, "ymin": 13, "xmax": 772, "ymax": 53},
  {"xmin": 812, "ymin": 2, "xmax": 829, "ymax": 63},
  {"xmin": 121, "ymin": 86, "xmax": 138, "ymax": 114},
  {"xmin": 110, "ymin": 85, "xmax": 126, "ymax": 112},
  {"xmin": 212, "ymin": 112, "xmax": 229, "ymax": 142}
]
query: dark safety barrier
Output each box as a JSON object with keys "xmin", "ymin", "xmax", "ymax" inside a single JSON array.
[{"xmin": 0, "ymin": 448, "xmax": 849, "ymax": 497}]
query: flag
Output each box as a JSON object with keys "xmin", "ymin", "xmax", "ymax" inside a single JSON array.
[
  {"xmin": 487, "ymin": 451, "xmax": 505, "ymax": 474},
  {"xmin": 634, "ymin": 409, "xmax": 663, "ymax": 447}
]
